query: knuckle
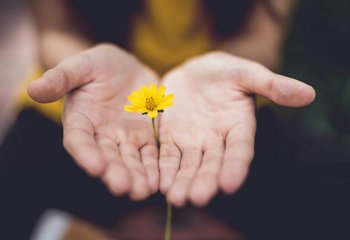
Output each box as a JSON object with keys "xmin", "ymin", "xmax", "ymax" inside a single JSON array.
[
  {"xmin": 120, "ymin": 143, "xmax": 139, "ymax": 159},
  {"xmin": 54, "ymin": 67, "xmax": 71, "ymax": 87},
  {"xmin": 43, "ymin": 68, "xmax": 70, "ymax": 98},
  {"xmin": 176, "ymin": 148, "xmax": 202, "ymax": 170},
  {"xmin": 96, "ymin": 136, "xmax": 114, "ymax": 147},
  {"xmin": 231, "ymin": 61, "xmax": 264, "ymax": 85},
  {"xmin": 141, "ymin": 145, "xmax": 158, "ymax": 157},
  {"xmin": 160, "ymin": 145, "xmax": 181, "ymax": 159},
  {"xmin": 123, "ymin": 151, "xmax": 139, "ymax": 160},
  {"xmin": 180, "ymin": 160, "xmax": 200, "ymax": 170},
  {"xmin": 266, "ymin": 77, "xmax": 276, "ymax": 99},
  {"xmin": 130, "ymin": 167, "xmax": 147, "ymax": 178},
  {"xmin": 143, "ymin": 163, "xmax": 158, "ymax": 172},
  {"xmin": 160, "ymin": 166, "xmax": 178, "ymax": 177},
  {"xmin": 77, "ymin": 53, "xmax": 93, "ymax": 73},
  {"xmin": 182, "ymin": 147, "xmax": 202, "ymax": 160}
]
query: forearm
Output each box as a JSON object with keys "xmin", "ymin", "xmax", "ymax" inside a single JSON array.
[
  {"xmin": 29, "ymin": 0, "xmax": 92, "ymax": 70},
  {"xmin": 39, "ymin": 31, "xmax": 91, "ymax": 69},
  {"xmin": 239, "ymin": 0, "xmax": 297, "ymax": 44},
  {"xmin": 221, "ymin": 0, "xmax": 299, "ymax": 70}
]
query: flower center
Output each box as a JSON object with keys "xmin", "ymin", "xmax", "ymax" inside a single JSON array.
[{"xmin": 145, "ymin": 97, "xmax": 157, "ymax": 111}]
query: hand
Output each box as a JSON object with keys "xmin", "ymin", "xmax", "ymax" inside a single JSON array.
[
  {"xmin": 159, "ymin": 52, "xmax": 315, "ymax": 207},
  {"xmin": 28, "ymin": 44, "xmax": 160, "ymax": 200}
]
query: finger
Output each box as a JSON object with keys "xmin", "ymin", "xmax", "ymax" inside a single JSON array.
[
  {"xmin": 188, "ymin": 143, "xmax": 224, "ymax": 206},
  {"xmin": 63, "ymin": 112, "xmax": 106, "ymax": 176},
  {"xmin": 219, "ymin": 120, "xmax": 256, "ymax": 194},
  {"xmin": 159, "ymin": 143, "xmax": 182, "ymax": 194},
  {"xmin": 27, "ymin": 53, "xmax": 93, "ymax": 103},
  {"xmin": 140, "ymin": 144, "xmax": 159, "ymax": 194},
  {"xmin": 119, "ymin": 142, "xmax": 150, "ymax": 201},
  {"xmin": 238, "ymin": 65, "xmax": 316, "ymax": 107},
  {"xmin": 97, "ymin": 137, "xmax": 131, "ymax": 196},
  {"xmin": 167, "ymin": 148, "xmax": 203, "ymax": 207}
]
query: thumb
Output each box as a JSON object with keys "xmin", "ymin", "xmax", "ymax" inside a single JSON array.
[
  {"xmin": 27, "ymin": 54, "xmax": 92, "ymax": 103},
  {"xmin": 240, "ymin": 66, "xmax": 316, "ymax": 107}
]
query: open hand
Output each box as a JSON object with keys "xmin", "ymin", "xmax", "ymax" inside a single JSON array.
[
  {"xmin": 28, "ymin": 44, "xmax": 160, "ymax": 200},
  {"xmin": 159, "ymin": 52, "xmax": 315, "ymax": 207}
]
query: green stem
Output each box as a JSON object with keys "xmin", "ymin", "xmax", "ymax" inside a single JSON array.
[
  {"xmin": 164, "ymin": 201, "xmax": 172, "ymax": 240},
  {"xmin": 151, "ymin": 118, "xmax": 160, "ymax": 148},
  {"xmin": 151, "ymin": 118, "xmax": 172, "ymax": 240}
]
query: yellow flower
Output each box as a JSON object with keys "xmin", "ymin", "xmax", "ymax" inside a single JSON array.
[{"xmin": 124, "ymin": 83, "xmax": 174, "ymax": 119}]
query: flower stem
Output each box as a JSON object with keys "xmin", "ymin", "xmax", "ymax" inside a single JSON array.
[
  {"xmin": 151, "ymin": 118, "xmax": 172, "ymax": 240},
  {"xmin": 151, "ymin": 118, "xmax": 160, "ymax": 148},
  {"xmin": 164, "ymin": 201, "xmax": 172, "ymax": 240}
]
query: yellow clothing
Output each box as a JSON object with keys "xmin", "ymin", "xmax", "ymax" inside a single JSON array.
[
  {"xmin": 18, "ymin": 0, "xmax": 268, "ymax": 123},
  {"xmin": 130, "ymin": 0, "xmax": 214, "ymax": 74},
  {"xmin": 17, "ymin": 69, "xmax": 63, "ymax": 124},
  {"xmin": 19, "ymin": 0, "xmax": 215, "ymax": 123}
]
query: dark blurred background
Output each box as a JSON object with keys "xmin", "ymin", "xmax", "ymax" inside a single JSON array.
[{"xmin": 0, "ymin": 0, "xmax": 349, "ymax": 239}]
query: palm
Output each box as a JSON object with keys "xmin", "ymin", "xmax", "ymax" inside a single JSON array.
[
  {"xmin": 30, "ymin": 45, "xmax": 160, "ymax": 200},
  {"xmin": 159, "ymin": 52, "xmax": 315, "ymax": 206},
  {"xmin": 159, "ymin": 63, "xmax": 255, "ymax": 206},
  {"xmin": 67, "ymin": 84, "xmax": 159, "ymax": 199},
  {"xmin": 29, "ymin": 48, "xmax": 314, "ymax": 204}
]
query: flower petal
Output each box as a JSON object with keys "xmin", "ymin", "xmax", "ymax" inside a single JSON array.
[
  {"xmin": 128, "ymin": 93, "xmax": 145, "ymax": 107},
  {"xmin": 149, "ymin": 83, "xmax": 157, "ymax": 97},
  {"xmin": 156, "ymin": 101, "xmax": 173, "ymax": 110},
  {"xmin": 157, "ymin": 94, "xmax": 174, "ymax": 110},
  {"xmin": 147, "ymin": 110, "xmax": 158, "ymax": 119},
  {"xmin": 141, "ymin": 85, "xmax": 149, "ymax": 98},
  {"xmin": 136, "ymin": 108, "xmax": 149, "ymax": 113},
  {"xmin": 162, "ymin": 94, "xmax": 174, "ymax": 102},
  {"xmin": 155, "ymin": 85, "xmax": 166, "ymax": 104},
  {"xmin": 124, "ymin": 105, "xmax": 139, "ymax": 112}
]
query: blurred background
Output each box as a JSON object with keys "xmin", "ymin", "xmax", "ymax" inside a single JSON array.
[
  {"xmin": 0, "ymin": 0, "xmax": 38, "ymax": 144},
  {"xmin": 0, "ymin": 0, "xmax": 349, "ymax": 239}
]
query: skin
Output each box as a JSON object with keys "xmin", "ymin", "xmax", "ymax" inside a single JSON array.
[
  {"xmin": 160, "ymin": 52, "xmax": 315, "ymax": 207},
  {"xmin": 28, "ymin": 44, "xmax": 161, "ymax": 201},
  {"xmin": 26, "ymin": 0, "xmax": 313, "ymax": 206},
  {"xmin": 28, "ymin": 45, "xmax": 315, "ymax": 206}
]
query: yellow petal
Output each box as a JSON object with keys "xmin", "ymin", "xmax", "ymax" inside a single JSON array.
[
  {"xmin": 155, "ymin": 85, "xmax": 166, "ymax": 104},
  {"xmin": 130, "ymin": 90, "xmax": 144, "ymax": 100},
  {"xmin": 156, "ymin": 101, "xmax": 173, "ymax": 110},
  {"xmin": 128, "ymin": 94, "xmax": 145, "ymax": 107},
  {"xmin": 149, "ymin": 83, "xmax": 157, "ymax": 97},
  {"xmin": 141, "ymin": 85, "xmax": 149, "ymax": 98},
  {"xmin": 136, "ymin": 108, "xmax": 149, "ymax": 113},
  {"xmin": 147, "ymin": 110, "xmax": 158, "ymax": 119},
  {"xmin": 124, "ymin": 105, "xmax": 138, "ymax": 112},
  {"xmin": 160, "ymin": 94, "xmax": 174, "ymax": 104},
  {"xmin": 162, "ymin": 94, "xmax": 174, "ymax": 100},
  {"xmin": 157, "ymin": 94, "xmax": 174, "ymax": 110}
]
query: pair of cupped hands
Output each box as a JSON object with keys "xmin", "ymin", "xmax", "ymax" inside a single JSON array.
[{"xmin": 27, "ymin": 44, "xmax": 315, "ymax": 207}]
